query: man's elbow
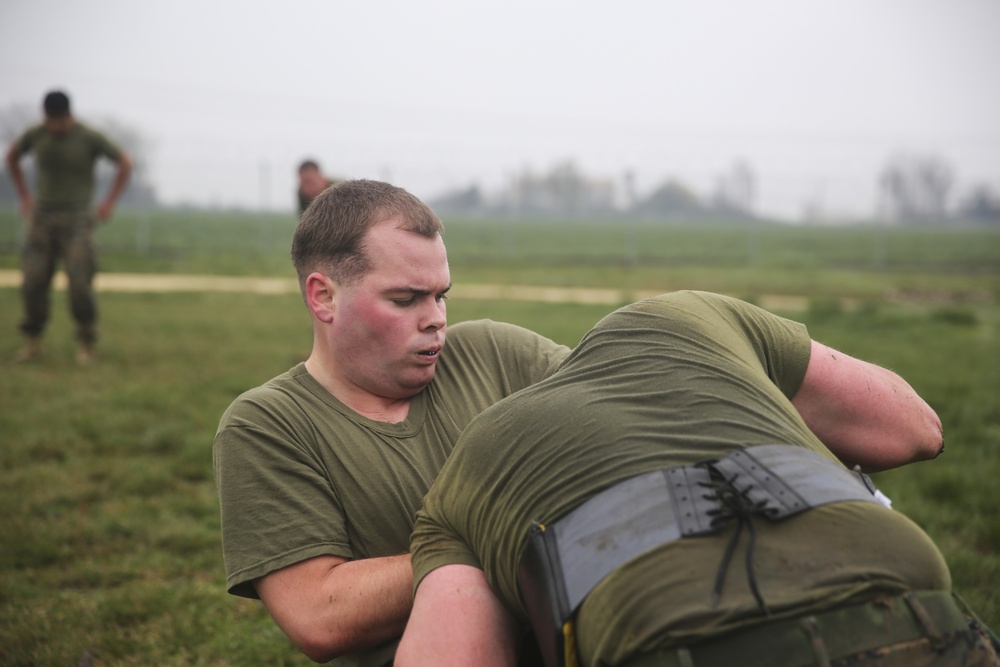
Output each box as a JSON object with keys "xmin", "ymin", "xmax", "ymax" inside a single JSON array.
[
  {"xmin": 916, "ymin": 411, "xmax": 944, "ymax": 461},
  {"xmin": 290, "ymin": 624, "xmax": 350, "ymax": 664},
  {"xmin": 118, "ymin": 153, "xmax": 134, "ymax": 178},
  {"xmin": 259, "ymin": 597, "xmax": 355, "ymax": 662},
  {"xmin": 885, "ymin": 410, "xmax": 944, "ymax": 469},
  {"xmin": 5, "ymin": 145, "xmax": 19, "ymax": 172},
  {"xmin": 300, "ymin": 642, "xmax": 337, "ymax": 664},
  {"xmin": 285, "ymin": 607, "xmax": 387, "ymax": 663}
]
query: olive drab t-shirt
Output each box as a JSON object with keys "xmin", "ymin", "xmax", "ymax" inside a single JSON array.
[
  {"xmin": 14, "ymin": 122, "xmax": 123, "ymax": 210},
  {"xmin": 411, "ymin": 291, "xmax": 951, "ymax": 667},
  {"xmin": 213, "ymin": 319, "xmax": 570, "ymax": 667}
]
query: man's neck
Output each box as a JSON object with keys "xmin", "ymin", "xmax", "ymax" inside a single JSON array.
[{"xmin": 304, "ymin": 356, "xmax": 412, "ymax": 423}]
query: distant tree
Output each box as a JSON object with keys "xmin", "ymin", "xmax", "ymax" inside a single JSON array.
[
  {"xmin": 501, "ymin": 161, "xmax": 616, "ymax": 217},
  {"xmin": 956, "ymin": 184, "xmax": 1000, "ymax": 224},
  {"xmin": 632, "ymin": 179, "xmax": 705, "ymax": 219},
  {"xmin": 0, "ymin": 103, "xmax": 39, "ymax": 204},
  {"xmin": 544, "ymin": 162, "xmax": 585, "ymax": 215},
  {"xmin": 878, "ymin": 153, "xmax": 954, "ymax": 223},
  {"xmin": 428, "ymin": 184, "xmax": 484, "ymax": 216},
  {"xmin": 0, "ymin": 102, "xmax": 36, "ymax": 144},
  {"xmin": 90, "ymin": 115, "xmax": 158, "ymax": 207},
  {"xmin": 712, "ymin": 159, "xmax": 756, "ymax": 218},
  {"xmin": 621, "ymin": 169, "xmax": 638, "ymax": 211}
]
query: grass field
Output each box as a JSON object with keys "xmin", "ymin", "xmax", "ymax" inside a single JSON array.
[{"xmin": 1, "ymin": 209, "xmax": 998, "ymax": 666}]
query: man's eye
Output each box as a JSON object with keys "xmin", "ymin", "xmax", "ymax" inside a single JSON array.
[
  {"xmin": 393, "ymin": 298, "xmax": 415, "ymax": 306},
  {"xmin": 436, "ymin": 294, "xmax": 448, "ymax": 303}
]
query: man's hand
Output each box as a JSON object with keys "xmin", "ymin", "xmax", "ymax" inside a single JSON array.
[
  {"xmin": 94, "ymin": 153, "xmax": 132, "ymax": 223},
  {"xmin": 94, "ymin": 199, "xmax": 116, "ymax": 221}
]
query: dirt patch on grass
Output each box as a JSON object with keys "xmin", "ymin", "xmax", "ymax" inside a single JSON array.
[{"xmin": 0, "ymin": 270, "xmax": 814, "ymax": 311}]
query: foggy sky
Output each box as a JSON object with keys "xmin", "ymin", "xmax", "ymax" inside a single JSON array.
[{"xmin": 1, "ymin": 0, "xmax": 998, "ymax": 219}]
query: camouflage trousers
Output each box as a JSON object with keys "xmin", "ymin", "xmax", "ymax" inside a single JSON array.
[
  {"xmin": 19, "ymin": 209, "xmax": 99, "ymax": 344},
  {"xmin": 622, "ymin": 592, "xmax": 1000, "ymax": 667}
]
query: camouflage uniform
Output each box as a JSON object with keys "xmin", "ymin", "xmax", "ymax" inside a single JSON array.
[
  {"xmin": 20, "ymin": 209, "xmax": 99, "ymax": 343},
  {"xmin": 11, "ymin": 122, "xmax": 123, "ymax": 345}
]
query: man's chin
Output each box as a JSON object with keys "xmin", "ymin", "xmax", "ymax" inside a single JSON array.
[{"xmin": 398, "ymin": 371, "xmax": 436, "ymax": 395}]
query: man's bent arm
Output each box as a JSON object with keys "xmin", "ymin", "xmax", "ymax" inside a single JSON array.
[
  {"xmin": 255, "ymin": 553, "xmax": 413, "ymax": 663},
  {"xmin": 792, "ymin": 340, "xmax": 943, "ymax": 472},
  {"xmin": 395, "ymin": 564, "xmax": 519, "ymax": 667},
  {"xmin": 4, "ymin": 143, "xmax": 32, "ymax": 217},
  {"xmin": 95, "ymin": 153, "xmax": 132, "ymax": 220}
]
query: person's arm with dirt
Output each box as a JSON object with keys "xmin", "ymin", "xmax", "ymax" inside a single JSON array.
[
  {"xmin": 94, "ymin": 152, "xmax": 133, "ymax": 221},
  {"xmin": 5, "ymin": 141, "xmax": 33, "ymax": 218},
  {"xmin": 792, "ymin": 340, "xmax": 943, "ymax": 472}
]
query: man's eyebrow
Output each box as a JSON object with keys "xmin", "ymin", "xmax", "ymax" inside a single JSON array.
[{"xmin": 386, "ymin": 283, "xmax": 452, "ymax": 296}]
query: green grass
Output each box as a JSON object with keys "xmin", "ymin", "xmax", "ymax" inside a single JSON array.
[
  {"xmin": 0, "ymin": 290, "xmax": 314, "ymax": 666},
  {"xmin": 1, "ymin": 212, "xmax": 998, "ymax": 665},
  {"xmin": 2, "ymin": 208, "xmax": 999, "ymax": 282}
]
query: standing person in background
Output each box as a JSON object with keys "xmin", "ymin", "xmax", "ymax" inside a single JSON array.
[
  {"xmin": 214, "ymin": 179, "xmax": 571, "ymax": 666},
  {"xmin": 5, "ymin": 90, "xmax": 132, "ymax": 365},
  {"xmin": 297, "ymin": 158, "xmax": 342, "ymax": 214}
]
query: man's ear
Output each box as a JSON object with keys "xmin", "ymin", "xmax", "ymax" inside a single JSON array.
[{"xmin": 304, "ymin": 272, "xmax": 336, "ymax": 323}]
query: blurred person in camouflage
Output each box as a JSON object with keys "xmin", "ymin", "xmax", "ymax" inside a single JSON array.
[
  {"xmin": 297, "ymin": 158, "xmax": 342, "ymax": 215},
  {"xmin": 5, "ymin": 90, "xmax": 132, "ymax": 365}
]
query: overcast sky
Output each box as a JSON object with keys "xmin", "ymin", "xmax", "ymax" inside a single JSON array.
[{"xmin": 2, "ymin": 0, "xmax": 998, "ymax": 219}]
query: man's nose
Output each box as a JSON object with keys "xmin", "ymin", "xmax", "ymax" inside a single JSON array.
[{"xmin": 422, "ymin": 299, "xmax": 447, "ymax": 330}]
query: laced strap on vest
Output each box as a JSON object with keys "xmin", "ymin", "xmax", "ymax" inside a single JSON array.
[
  {"xmin": 700, "ymin": 467, "xmax": 777, "ymax": 615},
  {"xmin": 517, "ymin": 444, "xmax": 888, "ymax": 667}
]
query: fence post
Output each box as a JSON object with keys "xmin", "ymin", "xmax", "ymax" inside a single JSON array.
[
  {"xmin": 504, "ymin": 222, "xmax": 517, "ymax": 259},
  {"xmin": 747, "ymin": 225, "xmax": 761, "ymax": 267},
  {"xmin": 259, "ymin": 161, "xmax": 271, "ymax": 254},
  {"xmin": 624, "ymin": 222, "xmax": 637, "ymax": 265},
  {"xmin": 874, "ymin": 220, "xmax": 887, "ymax": 272},
  {"xmin": 137, "ymin": 210, "xmax": 151, "ymax": 256}
]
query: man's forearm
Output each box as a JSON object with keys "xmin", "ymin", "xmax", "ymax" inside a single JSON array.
[
  {"xmin": 397, "ymin": 565, "xmax": 518, "ymax": 667},
  {"xmin": 793, "ymin": 340, "xmax": 943, "ymax": 471},
  {"xmin": 257, "ymin": 553, "xmax": 414, "ymax": 663},
  {"xmin": 97, "ymin": 155, "xmax": 132, "ymax": 216},
  {"xmin": 107, "ymin": 155, "xmax": 132, "ymax": 201},
  {"xmin": 5, "ymin": 148, "xmax": 29, "ymax": 199}
]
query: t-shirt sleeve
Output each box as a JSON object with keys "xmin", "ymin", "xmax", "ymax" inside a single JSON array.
[
  {"xmin": 723, "ymin": 295, "xmax": 812, "ymax": 398},
  {"xmin": 449, "ymin": 319, "xmax": 572, "ymax": 392},
  {"xmin": 213, "ymin": 388, "xmax": 353, "ymax": 598},
  {"xmin": 89, "ymin": 128, "xmax": 123, "ymax": 161},
  {"xmin": 13, "ymin": 125, "xmax": 41, "ymax": 156},
  {"xmin": 494, "ymin": 320, "xmax": 573, "ymax": 388},
  {"xmin": 409, "ymin": 497, "xmax": 483, "ymax": 593}
]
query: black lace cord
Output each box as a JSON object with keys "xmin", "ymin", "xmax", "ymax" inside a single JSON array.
[
  {"xmin": 705, "ymin": 473, "xmax": 772, "ymax": 616},
  {"xmin": 710, "ymin": 511, "xmax": 744, "ymax": 607},
  {"xmin": 742, "ymin": 516, "xmax": 769, "ymax": 615}
]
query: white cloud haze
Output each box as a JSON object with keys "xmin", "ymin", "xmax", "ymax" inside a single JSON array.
[{"xmin": 2, "ymin": 0, "xmax": 998, "ymax": 219}]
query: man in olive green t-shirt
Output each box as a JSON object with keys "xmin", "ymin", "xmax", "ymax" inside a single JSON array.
[
  {"xmin": 214, "ymin": 179, "xmax": 570, "ymax": 667},
  {"xmin": 399, "ymin": 292, "xmax": 998, "ymax": 667},
  {"xmin": 6, "ymin": 90, "xmax": 132, "ymax": 364}
]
